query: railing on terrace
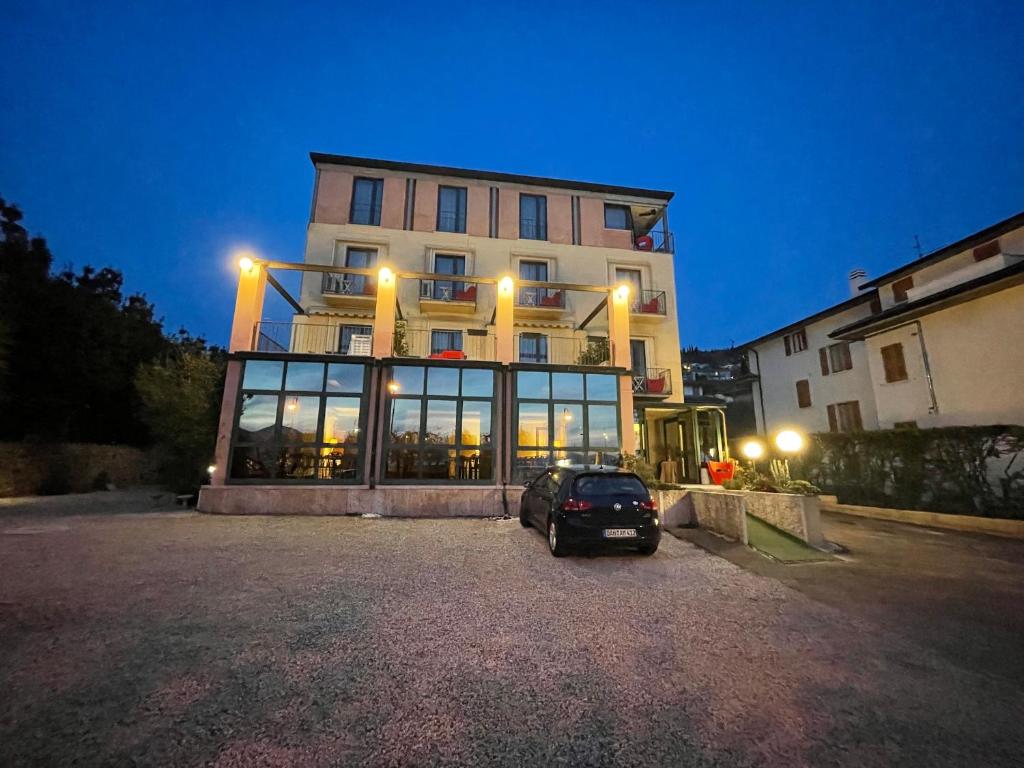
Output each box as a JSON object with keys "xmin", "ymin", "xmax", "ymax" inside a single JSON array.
[
  {"xmin": 513, "ymin": 334, "xmax": 611, "ymax": 367},
  {"xmin": 419, "ymin": 279, "xmax": 478, "ymax": 303},
  {"xmin": 254, "ymin": 321, "xmax": 373, "ymax": 356},
  {"xmin": 516, "ymin": 286, "xmax": 566, "ymax": 309},
  {"xmin": 394, "ymin": 327, "xmax": 495, "ymax": 361},
  {"xmin": 630, "ymin": 289, "xmax": 667, "ymax": 315},
  {"xmin": 632, "ymin": 368, "xmax": 672, "ymax": 395},
  {"xmin": 322, "ymin": 272, "xmax": 377, "ymax": 297},
  {"xmin": 634, "ymin": 228, "xmax": 674, "ymax": 253}
]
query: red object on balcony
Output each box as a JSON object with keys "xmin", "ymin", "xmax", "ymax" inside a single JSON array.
[
  {"xmin": 428, "ymin": 350, "xmax": 466, "ymax": 360},
  {"xmin": 706, "ymin": 460, "xmax": 736, "ymax": 485},
  {"xmin": 454, "ymin": 285, "xmax": 477, "ymax": 301},
  {"xmin": 635, "ymin": 235, "xmax": 654, "ymax": 251},
  {"xmin": 641, "ymin": 297, "xmax": 661, "ymax": 313},
  {"xmin": 539, "ymin": 291, "xmax": 563, "ymax": 307},
  {"xmin": 646, "ymin": 376, "xmax": 666, "ymax": 394}
]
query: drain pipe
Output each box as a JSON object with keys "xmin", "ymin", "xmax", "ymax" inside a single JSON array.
[
  {"xmin": 866, "ymin": 319, "xmax": 939, "ymax": 415},
  {"xmin": 747, "ymin": 347, "xmax": 768, "ymax": 434}
]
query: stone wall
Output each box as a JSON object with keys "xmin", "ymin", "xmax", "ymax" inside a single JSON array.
[
  {"xmin": 0, "ymin": 442, "xmax": 151, "ymax": 497},
  {"xmin": 690, "ymin": 490, "xmax": 748, "ymax": 543},
  {"xmin": 656, "ymin": 489, "xmax": 695, "ymax": 528},
  {"xmin": 744, "ymin": 491, "xmax": 824, "ymax": 545}
]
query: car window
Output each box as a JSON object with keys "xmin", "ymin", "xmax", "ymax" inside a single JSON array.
[{"xmin": 573, "ymin": 474, "xmax": 647, "ymax": 497}]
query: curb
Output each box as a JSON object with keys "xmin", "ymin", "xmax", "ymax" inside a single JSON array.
[{"xmin": 821, "ymin": 502, "xmax": 1024, "ymax": 540}]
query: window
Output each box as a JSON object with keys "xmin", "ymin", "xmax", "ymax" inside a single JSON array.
[
  {"xmin": 880, "ymin": 342, "xmax": 908, "ymax": 383},
  {"xmin": 430, "ymin": 330, "xmax": 463, "ymax": 355},
  {"xmin": 513, "ymin": 371, "xmax": 621, "ymax": 481},
  {"xmin": 339, "ymin": 325, "xmax": 372, "ymax": 355},
  {"xmin": 339, "ymin": 247, "xmax": 377, "ymax": 295},
  {"xmin": 892, "ymin": 276, "xmax": 914, "ymax": 303},
  {"xmin": 820, "ymin": 342, "xmax": 853, "ymax": 375},
  {"xmin": 604, "ymin": 204, "xmax": 631, "ymax": 230},
  {"xmin": 783, "ymin": 328, "xmax": 808, "ymax": 356},
  {"xmin": 973, "ymin": 240, "xmax": 1000, "ymax": 262},
  {"xmin": 230, "ymin": 360, "xmax": 368, "ymax": 483},
  {"xmin": 519, "ymin": 333, "xmax": 548, "ymax": 363},
  {"xmin": 827, "ymin": 401, "xmax": 863, "ymax": 433},
  {"xmin": 429, "ymin": 254, "xmax": 467, "ymax": 300},
  {"xmin": 796, "ymin": 379, "xmax": 812, "ymax": 408},
  {"xmin": 437, "ymin": 186, "xmax": 467, "ymax": 233},
  {"xmin": 518, "ymin": 260, "xmax": 561, "ymax": 307},
  {"xmin": 350, "ymin": 178, "xmax": 383, "ymax": 225},
  {"xmin": 382, "ymin": 366, "xmax": 495, "ymax": 482},
  {"xmin": 520, "ymin": 194, "xmax": 547, "ymax": 240}
]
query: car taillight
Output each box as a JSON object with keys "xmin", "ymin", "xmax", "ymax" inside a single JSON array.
[
  {"xmin": 561, "ymin": 498, "xmax": 593, "ymax": 512},
  {"xmin": 640, "ymin": 499, "xmax": 658, "ymax": 512}
]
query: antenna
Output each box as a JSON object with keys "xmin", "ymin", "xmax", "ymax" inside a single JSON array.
[{"xmin": 913, "ymin": 235, "xmax": 923, "ymax": 258}]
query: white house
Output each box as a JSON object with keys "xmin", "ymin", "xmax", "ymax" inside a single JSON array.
[{"xmin": 743, "ymin": 210, "xmax": 1024, "ymax": 436}]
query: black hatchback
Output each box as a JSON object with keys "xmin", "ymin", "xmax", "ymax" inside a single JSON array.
[{"xmin": 519, "ymin": 465, "xmax": 661, "ymax": 557}]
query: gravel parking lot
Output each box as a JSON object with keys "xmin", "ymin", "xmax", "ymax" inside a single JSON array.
[{"xmin": 1, "ymin": 498, "xmax": 1023, "ymax": 767}]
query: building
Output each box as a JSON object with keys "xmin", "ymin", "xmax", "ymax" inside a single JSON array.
[
  {"xmin": 199, "ymin": 154, "xmax": 726, "ymax": 516},
  {"xmin": 742, "ymin": 211, "xmax": 1024, "ymax": 437},
  {"xmin": 681, "ymin": 350, "xmax": 758, "ymax": 440}
]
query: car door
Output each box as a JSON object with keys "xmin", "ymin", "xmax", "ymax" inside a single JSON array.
[{"xmin": 531, "ymin": 471, "xmax": 557, "ymax": 526}]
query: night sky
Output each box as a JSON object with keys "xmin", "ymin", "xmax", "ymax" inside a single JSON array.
[{"xmin": 3, "ymin": 1, "xmax": 1022, "ymax": 348}]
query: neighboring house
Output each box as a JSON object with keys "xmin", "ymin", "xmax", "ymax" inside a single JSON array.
[
  {"xmin": 743, "ymin": 211, "xmax": 1024, "ymax": 435},
  {"xmin": 200, "ymin": 154, "xmax": 727, "ymax": 515},
  {"xmin": 681, "ymin": 350, "xmax": 758, "ymax": 439}
]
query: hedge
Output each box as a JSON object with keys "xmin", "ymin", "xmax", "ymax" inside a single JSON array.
[{"xmin": 791, "ymin": 425, "xmax": 1024, "ymax": 519}]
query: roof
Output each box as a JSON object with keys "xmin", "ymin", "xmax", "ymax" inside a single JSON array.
[
  {"xmin": 309, "ymin": 152, "xmax": 674, "ymax": 201},
  {"xmin": 830, "ymin": 258, "xmax": 1024, "ymax": 340},
  {"xmin": 738, "ymin": 291, "xmax": 877, "ymax": 350},
  {"xmin": 862, "ymin": 209, "xmax": 1024, "ymax": 288}
]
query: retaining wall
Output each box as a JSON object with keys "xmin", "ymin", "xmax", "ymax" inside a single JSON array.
[
  {"xmin": 0, "ymin": 442, "xmax": 150, "ymax": 497},
  {"xmin": 744, "ymin": 491, "xmax": 824, "ymax": 545}
]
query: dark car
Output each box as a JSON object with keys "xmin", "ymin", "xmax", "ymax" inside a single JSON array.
[{"xmin": 519, "ymin": 465, "xmax": 661, "ymax": 557}]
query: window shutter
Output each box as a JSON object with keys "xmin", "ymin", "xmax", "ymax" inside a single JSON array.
[
  {"xmin": 827, "ymin": 404, "xmax": 838, "ymax": 433},
  {"xmin": 973, "ymin": 240, "xmax": 1000, "ymax": 262},
  {"xmin": 881, "ymin": 343, "xmax": 907, "ymax": 383},
  {"xmin": 819, "ymin": 348, "xmax": 830, "ymax": 376},
  {"xmin": 869, "ymin": 295, "xmax": 882, "ymax": 315},
  {"xmin": 849, "ymin": 401, "xmax": 863, "ymax": 431},
  {"xmin": 784, "ymin": 335, "xmax": 792, "ymax": 356},
  {"xmin": 841, "ymin": 343, "xmax": 853, "ymax": 371},
  {"xmin": 796, "ymin": 379, "xmax": 811, "ymax": 408},
  {"xmin": 892, "ymin": 276, "xmax": 914, "ymax": 303}
]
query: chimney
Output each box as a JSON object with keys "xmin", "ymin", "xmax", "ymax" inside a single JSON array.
[{"xmin": 848, "ymin": 268, "xmax": 867, "ymax": 296}]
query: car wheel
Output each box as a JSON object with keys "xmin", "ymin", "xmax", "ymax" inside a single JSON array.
[
  {"xmin": 519, "ymin": 500, "xmax": 530, "ymax": 528},
  {"xmin": 548, "ymin": 517, "xmax": 568, "ymax": 557},
  {"xmin": 638, "ymin": 544, "xmax": 658, "ymax": 556}
]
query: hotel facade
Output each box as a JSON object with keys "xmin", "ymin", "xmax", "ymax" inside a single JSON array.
[{"xmin": 199, "ymin": 154, "xmax": 726, "ymax": 515}]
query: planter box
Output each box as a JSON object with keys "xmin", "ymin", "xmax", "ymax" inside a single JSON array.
[{"xmin": 743, "ymin": 491, "xmax": 823, "ymax": 545}]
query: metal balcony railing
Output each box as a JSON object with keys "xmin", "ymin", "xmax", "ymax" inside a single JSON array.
[
  {"xmin": 419, "ymin": 279, "xmax": 478, "ymax": 303},
  {"xmin": 516, "ymin": 286, "xmax": 566, "ymax": 309},
  {"xmin": 513, "ymin": 334, "xmax": 611, "ymax": 367},
  {"xmin": 630, "ymin": 289, "xmax": 667, "ymax": 315},
  {"xmin": 393, "ymin": 328, "xmax": 495, "ymax": 361},
  {"xmin": 254, "ymin": 321, "xmax": 373, "ymax": 356},
  {"xmin": 322, "ymin": 273, "xmax": 377, "ymax": 297},
  {"xmin": 634, "ymin": 228, "xmax": 674, "ymax": 253},
  {"xmin": 632, "ymin": 368, "xmax": 672, "ymax": 395}
]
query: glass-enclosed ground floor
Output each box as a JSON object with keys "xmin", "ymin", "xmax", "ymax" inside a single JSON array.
[{"xmin": 220, "ymin": 352, "xmax": 726, "ymax": 488}]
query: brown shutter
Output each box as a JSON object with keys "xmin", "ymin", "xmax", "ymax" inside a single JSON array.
[
  {"xmin": 827, "ymin": 404, "xmax": 838, "ymax": 432},
  {"xmin": 796, "ymin": 379, "xmax": 811, "ymax": 408},
  {"xmin": 798, "ymin": 329, "xmax": 808, "ymax": 350},
  {"xmin": 819, "ymin": 348, "xmax": 830, "ymax": 376},
  {"xmin": 849, "ymin": 401, "xmax": 863, "ymax": 431},
  {"xmin": 784, "ymin": 335, "xmax": 792, "ymax": 356},
  {"xmin": 892, "ymin": 276, "xmax": 914, "ymax": 303},
  {"xmin": 973, "ymin": 240, "xmax": 1000, "ymax": 262},
  {"xmin": 881, "ymin": 343, "xmax": 908, "ymax": 382},
  {"xmin": 841, "ymin": 342, "xmax": 853, "ymax": 371},
  {"xmin": 869, "ymin": 295, "xmax": 882, "ymax": 315}
]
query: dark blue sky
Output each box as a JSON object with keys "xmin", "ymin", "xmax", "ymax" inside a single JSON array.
[{"xmin": 3, "ymin": 1, "xmax": 1022, "ymax": 348}]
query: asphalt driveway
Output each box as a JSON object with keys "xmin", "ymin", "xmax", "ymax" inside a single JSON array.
[{"xmin": 1, "ymin": 496, "xmax": 1022, "ymax": 766}]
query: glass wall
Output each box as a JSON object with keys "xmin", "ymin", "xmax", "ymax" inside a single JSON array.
[
  {"xmin": 513, "ymin": 370, "xmax": 621, "ymax": 481},
  {"xmin": 229, "ymin": 359, "xmax": 368, "ymax": 482},
  {"xmin": 382, "ymin": 365, "xmax": 496, "ymax": 483}
]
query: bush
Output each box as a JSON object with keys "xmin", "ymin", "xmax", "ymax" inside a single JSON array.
[
  {"xmin": 722, "ymin": 465, "xmax": 820, "ymax": 496},
  {"xmin": 620, "ymin": 452, "xmax": 656, "ymax": 485},
  {"xmin": 792, "ymin": 425, "xmax": 1024, "ymax": 518}
]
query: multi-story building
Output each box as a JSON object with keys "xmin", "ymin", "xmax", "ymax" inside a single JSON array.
[
  {"xmin": 743, "ymin": 211, "xmax": 1024, "ymax": 437},
  {"xmin": 199, "ymin": 154, "xmax": 727, "ymax": 515}
]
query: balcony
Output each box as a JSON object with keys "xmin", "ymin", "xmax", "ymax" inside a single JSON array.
[
  {"xmin": 515, "ymin": 286, "xmax": 566, "ymax": 319},
  {"xmin": 321, "ymin": 273, "xmax": 376, "ymax": 309},
  {"xmin": 418, "ymin": 279, "xmax": 478, "ymax": 315},
  {"xmin": 254, "ymin": 321, "xmax": 373, "ymax": 356},
  {"xmin": 514, "ymin": 334, "xmax": 611, "ymax": 367},
  {"xmin": 632, "ymin": 368, "xmax": 672, "ymax": 396},
  {"xmin": 394, "ymin": 327, "xmax": 495, "ymax": 361},
  {"xmin": 630, "ymin": 289, "xmax": 667, "ymax": 322}
]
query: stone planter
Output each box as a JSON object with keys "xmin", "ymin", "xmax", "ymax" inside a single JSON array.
[{"xmin": 742, "ymin": 490, "xmax": 823, "ymax": 545}]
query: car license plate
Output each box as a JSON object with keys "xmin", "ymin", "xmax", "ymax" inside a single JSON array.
[{"xmin": 604, "ymin": 528, "xmax": 637, "ymax": 539}]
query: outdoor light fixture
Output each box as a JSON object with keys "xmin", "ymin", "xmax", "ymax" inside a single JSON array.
[
  {"xmin": 614, "ymin": 283, "xmax": 631, "ymax": 301},
  {"xmin": 498, "ymin": 275, "xmax": 514, "ymax": 294},
  {"xmin": 740, "ymin": 440, "xmax": 765, "ymax": 461},
  {"xmin": 378, "ymin": 266, "xmax": 395, "ymax": 285},
  {"xmin": 207, "ymin": 464, "xmax": 216, "ymax": 475},
  {"xmin": 775, "ymin": 430, "xmax": 804, "ymax": 454},
  {"xmin": 238, "ymin": 255, "xmax": 255, "ymax": 273}
]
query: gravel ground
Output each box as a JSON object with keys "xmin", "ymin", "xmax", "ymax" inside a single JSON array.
[{"xmin": 1, "ymin": 499, "xmax": 1022, "ymax": 767}]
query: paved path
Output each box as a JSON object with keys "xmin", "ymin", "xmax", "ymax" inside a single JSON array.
[{"xmin": 1, "ymin": 501, "xmax": 1022, "ymax": 766}]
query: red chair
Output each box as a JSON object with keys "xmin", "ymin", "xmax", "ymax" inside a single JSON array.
[
  {"xmin": 646, "ymin": 376, "xmax": 665, "ymax": 394},
  {"xmin": 454, "ymin": 286, "xmax": 477, "ymax": 302},
  {"xmin": 706, "ymin": 460, "xmax": 736, "ymax": 485},
  {"xmin": 539, "ymin": 291, "xmax": 563, "ymax": 307},
  {"xmin": 428, "ymin": 350, "xmax": 466, "ymax": 360},
  {"xmin": 642, "ymin": 298, "xmax": 661, "ymax": 313}
]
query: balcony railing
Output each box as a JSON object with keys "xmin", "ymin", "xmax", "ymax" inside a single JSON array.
[
  {"xmin": 394, "ymin": 328, "xmax": 495, "ymax": 361},
  {"xmin": 322, "ymin": 273, "xmax": 377, "ymax": 297},
  {"xmin": 419, "ymin": 279, "xmax": 478, "ymax": 303},
  {"xmin": 254, "ymin": 321, "xmax": 373, "ymax": 356},
  {"xmin": 634, "ymin": 228, "xmax": 674, "ymax": 253},
  {"xmin": 632, "ymin": 368, "xmax": 672, "ymax": 395},
  {"xmin": 516, "ymin": 286, "xmax": 566, "ymax": 309},
  {"xmin": 630, "ymin": 289, "xmax": 667, "ymax": 315},
  {"xmin": 514, "ymin": 334, "xmax": 611, "ymax": 367}
]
